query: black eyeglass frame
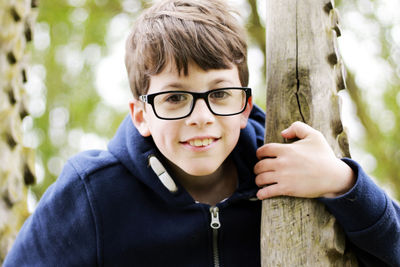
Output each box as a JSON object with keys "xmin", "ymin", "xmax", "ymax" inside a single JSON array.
[{"xmin": 139, "ymin": 87, "xmax": 252, "ymax": 120}]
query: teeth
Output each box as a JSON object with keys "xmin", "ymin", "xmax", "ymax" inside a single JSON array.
[
  {"xmin": 195, "ymin": 139, "xmax": 202, "ymax": 146},
  {"xmin": 189, "ymin": 138, "xmax": 214, "ymax": 147}
]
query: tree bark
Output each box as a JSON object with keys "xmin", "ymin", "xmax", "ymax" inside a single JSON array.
[
  {"xmin": 0, "ymin": 0, "xmax": 37, "ymax": 263},
  {"xmin": 261, "ymin": 0, "xmax": 357, "ymax": 265}
]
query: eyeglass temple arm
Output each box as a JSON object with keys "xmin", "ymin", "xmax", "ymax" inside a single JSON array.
[{"xmin": 139, "ymin": 95, "xmax": 148, "ymax": 102}]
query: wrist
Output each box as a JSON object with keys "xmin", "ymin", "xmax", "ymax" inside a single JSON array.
[{"xmin": 323, "ymin": 159, "xmax": 356, "ymax": 198}]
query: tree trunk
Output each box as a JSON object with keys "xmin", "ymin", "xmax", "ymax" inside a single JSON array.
[
  {"xmin": 260, "ymin": 0, "xmax": 357, "ymax": 265},
  {"xmin": 0, "ymin": 0, "xmax": 37, "ymax": 263}
]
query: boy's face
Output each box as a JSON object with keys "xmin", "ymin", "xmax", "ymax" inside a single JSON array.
[{"xmin": 130, "ymin": 62, "xmax": 252, "ymax": 176}]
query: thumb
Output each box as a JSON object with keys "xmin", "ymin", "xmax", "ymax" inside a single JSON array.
[{"xmin": 281, "ymin": 121, "xmax": 314, "ymax": 140}]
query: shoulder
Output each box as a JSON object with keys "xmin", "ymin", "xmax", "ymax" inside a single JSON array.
[
  {"xmin": 35, "ymin": 149, "xmax": 122, "ymax": 210},
  {"xmin": 68, "ymin": 150, "xmax": 119, "ymax": 178},
  {"xmin": 67, "ymin": 149, "xmax": 120, "ymax": 180},
  {"xmin": 38, "ymin": 149, "xmax": 126, "ymax": 213},
  {"xmin": 3, "ymin": 152, "xmax": 109, "ymax": 266}
]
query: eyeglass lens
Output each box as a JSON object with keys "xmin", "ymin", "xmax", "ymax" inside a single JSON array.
[{"xmin": 153, "ymin": 89, "xmax": 246, "ymax": 119}]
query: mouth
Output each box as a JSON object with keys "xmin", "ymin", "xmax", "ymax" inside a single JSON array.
[{"xmin": 181, "ymin": 137, "xmax": 219, "ymax": 147}]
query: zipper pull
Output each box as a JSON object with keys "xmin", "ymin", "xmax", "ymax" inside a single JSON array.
[{"xmin": 210, "ymin": 206, "xmax": 221, "ymax": 229}]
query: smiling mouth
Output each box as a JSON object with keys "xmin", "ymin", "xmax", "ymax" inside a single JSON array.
[
  {"xmin": 188, "ymin": 138, "xmax": 215, "ymax": 147},
  {"xmin": 181, "ymin": 137, "xmax": 219, "ymax": 147}
]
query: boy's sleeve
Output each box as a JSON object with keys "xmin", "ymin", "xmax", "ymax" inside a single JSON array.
[
  {"xmin": 319, "ymin": 158, "xmax": 400, "ymax": 266},
  {"xmin": 3, "ymin": 161, "xmax": 99, "ymax": 266}
]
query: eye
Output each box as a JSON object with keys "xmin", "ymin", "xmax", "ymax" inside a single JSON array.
[
  {"xmin": 164, "ymin": 93, "xmax": 189, "ymax": 104},
  {"xmin": 209, "ymin": 90, "xmax": 231, "ymax": 100}
]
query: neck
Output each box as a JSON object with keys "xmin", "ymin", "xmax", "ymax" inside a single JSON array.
[{"xmin": 166, "ymin": 157, "xmax": 238, "ymax": 206}]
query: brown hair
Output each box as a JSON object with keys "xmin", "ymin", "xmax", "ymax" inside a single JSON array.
[{"xmin": 125, "ymin": 0, "xmax": 248, "ymax": 98}]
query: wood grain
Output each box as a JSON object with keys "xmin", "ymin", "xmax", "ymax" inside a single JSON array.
[{"xmin": 261, "ymin": 0, "xmax": 357, "ymax": 265}]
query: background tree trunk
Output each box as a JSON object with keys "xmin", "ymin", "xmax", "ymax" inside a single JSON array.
[
  {"xmin": 261, "ymin": 0, "xmax": 357, "ymax": 265},
  {"xmin": 0, "ymin": 0, "xmax": 37, "ymax": 262}
]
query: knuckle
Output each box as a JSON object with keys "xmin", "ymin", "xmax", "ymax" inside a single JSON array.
[
  {"xmin": 314, "ymin": 130, "xmax": 324, "ymax": 139},
  {"xmin": 273, "ymin": 159, "xmax": 282, "ymax": 169},
  {"xmin": 275, "ymin": 157, "xmax": 287, "ymax": 169},
  {"xmin": 293, "ymin": 121, "xmax": 303, "ymax": 127}
]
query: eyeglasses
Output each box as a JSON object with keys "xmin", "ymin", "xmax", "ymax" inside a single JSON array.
[{"xmin": 139, "ymin": 87, "xmax": 251, "ymax": 120}]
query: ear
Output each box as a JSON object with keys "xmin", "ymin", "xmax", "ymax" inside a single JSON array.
[
  {"xmin": 129, "ymin": 99, "xmax": 151, "ymax": 137},
  {"xmin": 240, "ymin": 96, "xmax": 253, "ymax": 129}
]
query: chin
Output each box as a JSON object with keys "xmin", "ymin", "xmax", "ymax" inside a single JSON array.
[{"xmin": 182, "ymin": 164, "xmax": 219, "ymax": 177}]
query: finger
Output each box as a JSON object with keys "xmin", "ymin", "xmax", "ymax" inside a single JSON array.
[
  {"xmin": 255, "ymin": 172, "xmax": 277, "ymax": 187},
  {"xmin": 253, "ymin": 157, "xmax": 279, "ymax": 175},
  {"xmin": 256, "ymin": 143, "xmax": 285, "ymax": 159},
  {"xmin": 280, "ymin": 121, "xmax": 316, "ymax": 140},
  {"xmin": 256, "ymin": 184, "xmax": 283, "ymax": 199}
]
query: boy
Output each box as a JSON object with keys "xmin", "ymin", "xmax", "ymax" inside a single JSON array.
[{"xmin": 4, "ymin": 0, "xmax": 400, "ymax": 266}]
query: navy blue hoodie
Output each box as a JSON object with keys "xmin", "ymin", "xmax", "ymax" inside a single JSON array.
[{"xmin": 4, "ymin": 105, "xmax": 400, "ymax": 266}]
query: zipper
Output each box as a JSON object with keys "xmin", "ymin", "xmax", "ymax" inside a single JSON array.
[{"xmin": 209, "ymin": 206, "xmax": 221, "ymax": 267}]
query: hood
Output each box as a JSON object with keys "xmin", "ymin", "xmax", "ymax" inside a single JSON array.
[{"xmin": 107, "ymin": 105, "xmax": 265, "ymax": 206}]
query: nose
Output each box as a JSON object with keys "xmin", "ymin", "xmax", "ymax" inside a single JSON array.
[{"xmin": 185, "ymin": 99, "xmax": 215, "ymax": 127}]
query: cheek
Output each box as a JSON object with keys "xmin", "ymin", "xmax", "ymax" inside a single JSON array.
[
  {"xmin": 148, "ymin": 121, "xmax": 179, "ymax": 149},
  {"xmin": 221, "ymin": 118, "xmax": 241, "ymax": 144}
]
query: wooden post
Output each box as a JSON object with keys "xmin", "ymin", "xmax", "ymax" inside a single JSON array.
[
  {"xmin": 261, "ymin": 0, "xmax": 357, "ymax": 265},
  {"xmin": 0, "ymin": 0, "xmax": 37, "ymax": 263}
]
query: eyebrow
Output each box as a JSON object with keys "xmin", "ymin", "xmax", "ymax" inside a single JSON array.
[
  {"xmin": 159, "ymin": 78, "xmax": 233, "ymax": 92},
  {"xmin": 210, "ymin": 78, "xmax": 232, "ymax": 87},
  {"xmin": 160, "ymin": 82, "xmax": 188, "ymax": 91}
]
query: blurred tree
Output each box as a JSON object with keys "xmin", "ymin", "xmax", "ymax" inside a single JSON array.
[
  {"xmin": 335, "ymin": 0, "xmax": 400, "ymax": 199},
  {"xmin": 0, "ymin": 0, "xmax": 37, "ymax": 262},
  {"xmin": 28, "ymin": 0, "xmax": 140, "ymax": 199}
]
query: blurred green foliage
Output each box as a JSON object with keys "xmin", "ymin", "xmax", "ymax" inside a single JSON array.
[
  {"xmin": 28, "ymin": 0, "xmax": 132, "ymax": 197},
  {"xmin": 26, "ymin": 0, "xmax": 400, "ymax": 202},
  {"xmin": 336, "ymin": 0, "xmax": 400, "ymax": 199}
]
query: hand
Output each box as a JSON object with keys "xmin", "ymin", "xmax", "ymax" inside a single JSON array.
[{"xmin": 254, "ymin": 121, "xmax": 355, "ymax": 200}]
